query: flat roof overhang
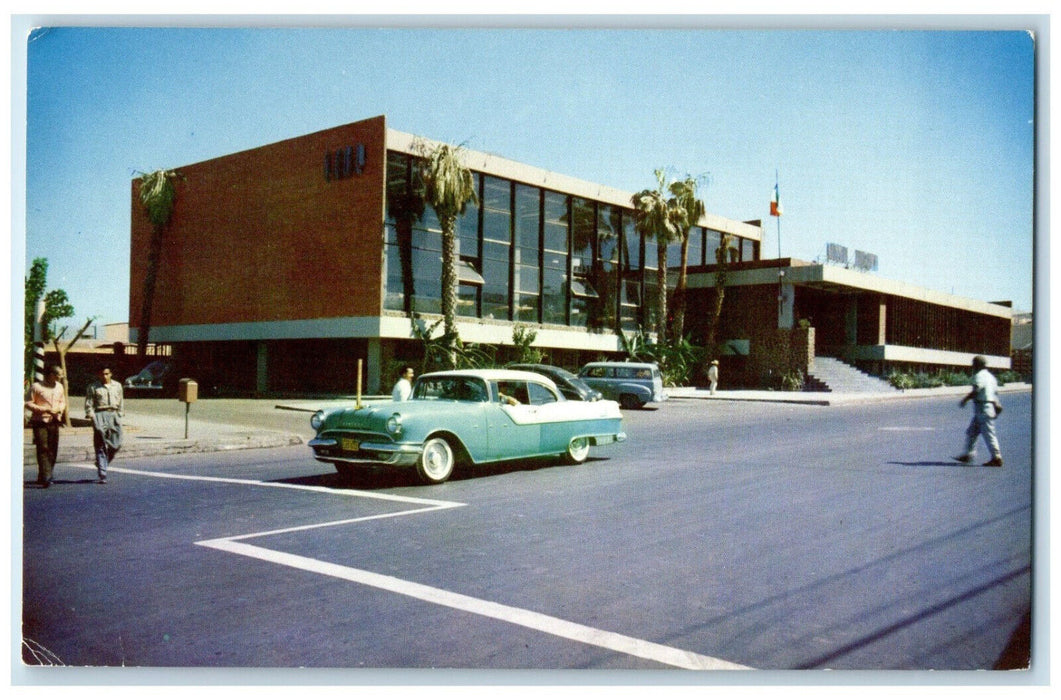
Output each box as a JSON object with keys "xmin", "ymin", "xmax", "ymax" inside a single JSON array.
[
  {"xmin": 386, "ymin": 128, "xmax": 763, "ymax": 242},
  {"xmin": 850, "ymin": 344, "xmax": 1011, "ymax": 370},
  {"xmin": 686, "ymin": 260, "xmax": 1013, "ymax": 319},
  {"xmin": 139, "ymin": 315, "xmax": 627, "ymax": 353}
]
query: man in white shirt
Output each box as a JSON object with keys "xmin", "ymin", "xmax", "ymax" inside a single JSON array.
[
  {"xmin": 954, "ymin": 356, "xmax": 1004, "ymax": 467},
  {"xmin": 392, "ymin": 366, "xmax": 415, "ymax": 401}
]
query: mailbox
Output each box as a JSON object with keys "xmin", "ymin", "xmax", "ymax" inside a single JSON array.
[{"xmin": 178, "ymin": 378, "xmax": 198, "ymax": 403}]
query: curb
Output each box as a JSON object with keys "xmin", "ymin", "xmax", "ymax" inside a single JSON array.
[
  {"xmin": 666, "ymin": 383, "xmax": 1032, "ymax": 406},
  {"xmin": 24, "ymin": 431, "xmax": 305, "ymax": 466}
]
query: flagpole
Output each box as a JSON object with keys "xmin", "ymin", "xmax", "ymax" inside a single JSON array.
[{"xmin": 775, "ymin": 170, "xmax": 783, "ymax": 327}]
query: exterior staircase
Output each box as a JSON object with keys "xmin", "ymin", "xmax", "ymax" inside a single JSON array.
[{"xmin": 805, "ymin": 356, "xmax": 897, "ymax": 394}]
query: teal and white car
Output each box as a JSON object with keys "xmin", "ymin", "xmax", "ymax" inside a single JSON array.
[{"xmin": 308, "ymin": 369, "xmax": 626, "ymax": 484}]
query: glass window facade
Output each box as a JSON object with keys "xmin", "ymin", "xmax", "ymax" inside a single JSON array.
[{"xmin": 382, "ymin": 150, "xmax": 758, "ymax": 332}]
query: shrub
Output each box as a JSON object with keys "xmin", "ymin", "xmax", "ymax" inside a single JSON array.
[{"xmin": 780, "ymin": 369, "xmax": 805, "ymax": 392}]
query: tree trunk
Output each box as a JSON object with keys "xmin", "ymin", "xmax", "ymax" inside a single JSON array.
[
  {"xmin": 656, "ymin": 243, "xmax": 668, "ymax": 345},
  {"xmin": 706, "ymin": 232, "xmax": 732, "ymax": 351},
  {"xmin": 137, "ymin": 223, "xmax": 164, "ymax": 360},
  {"xmin": 440, "ymin": 215, "xmax": 459, "ymax": 368},
  {"xmin": 671, "ymin": 231, "xmax": 691, "ymax": 341}
]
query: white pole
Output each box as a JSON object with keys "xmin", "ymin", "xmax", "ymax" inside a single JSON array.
[{"xmin": 33, "ymin": 299, "xmax": 46, "ymax": 383}]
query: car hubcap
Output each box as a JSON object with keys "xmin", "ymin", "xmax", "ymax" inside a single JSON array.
[
  {"xmin": 569, "ymin": 438, "xmax": 589, "ymax": 462},
  {"xmin": 422, "ymin": 439, "xmax": 453, "ymax": 480}
]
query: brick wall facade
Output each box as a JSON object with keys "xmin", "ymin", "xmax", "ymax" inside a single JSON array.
[{"xmin": 130, "ymin": 116, "xmax": 387, "ymax": 330}]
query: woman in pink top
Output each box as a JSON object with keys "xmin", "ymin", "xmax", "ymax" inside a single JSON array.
[{"xmin": 25, "ymin": 365, "xmax": 67, "ymax": 488}]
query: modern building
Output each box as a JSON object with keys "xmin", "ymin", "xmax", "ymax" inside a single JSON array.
[{"xmin": 129, "ymin": 115, "xmax": 1012, "ymax": 394}]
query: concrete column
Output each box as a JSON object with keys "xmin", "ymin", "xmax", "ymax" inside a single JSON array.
[
  {"xmin": 846, "ymin": 296, "xmax": 859, "ymax": 346},
  {"xmin": 256, "ymin": 341, "xmax": 268, "ymax": 394},
  {"xmin": 366, "ymin": 337, "xmax": 382, "ymax": 394},
  {"xmin": 877, "ymin": 298, "xmax": 887, "ymax": 345}
]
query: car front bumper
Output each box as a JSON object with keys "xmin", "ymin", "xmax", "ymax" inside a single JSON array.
[{"xmin": 308, "ymin": 437, "xmax": 421, "ymax": 467}]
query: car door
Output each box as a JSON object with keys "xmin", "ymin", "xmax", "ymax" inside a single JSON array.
[{"xmin": 486, "ymin": 380, "xmax": 540, "ymax": 460}]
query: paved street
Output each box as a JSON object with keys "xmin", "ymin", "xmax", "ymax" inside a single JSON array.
[{"xmin": 19, "ymin": 391, "xmax": 1033, "ymax": 674}]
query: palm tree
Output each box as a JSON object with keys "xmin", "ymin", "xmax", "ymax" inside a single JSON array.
[
  {"xmin": 136, "ymin": 169, "xmax": 182, "ymax": 360},
  {"xmin": 418, "ymin": 142, "xmax": 477, "ymax": 367},
  {"xmin": 668, "ymin": 176, "xmax": 706, "ymax": 341},
  {"xmin": 631, "ymin": 170, "xmax": 687, "ymax": 344},
  {"xmin": 705, "ymin": 229, "xmax": 735, "ymax": 352}
]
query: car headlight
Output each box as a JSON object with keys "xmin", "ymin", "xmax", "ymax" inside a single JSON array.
[
  {"xmin": 310, "ymin": 410, "xmax": 325, "ymax": 431},
  {"xmin": 386, "ymin": 413, "xmax": 402, "ymax": 435}
]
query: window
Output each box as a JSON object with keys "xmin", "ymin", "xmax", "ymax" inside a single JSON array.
[
  {"xmin": 481, "ymin": 176, "xmax": 512, "ymax": 320},
  {"xmin": 571, "ymin": 198, "xmax": 596, "ymax": 328},
  {"xmin": 414, "ymin": 377, "xmax": 488, "ymax": 402},
  {"xmin": 706, "ymin": 229, "xmax": 722, "ymax": 264},
  {"xmin": 742, "ymin": 237, "xmax": 757, "ymax": 262},
  {"xmin": 597, "ymin": 205, "xmax": 620, "ymax": 329},
  {"xmin": 527, "ymin": 382, "xmax": 560, "ymax": 405},
  {"xmin": 514, "ymin": 184, "xmax": 542, "ymax": 322},
  {"xmin": 542, "ymin": 191, "xmax": 569, "ymax": 325},
  {"xmin": 620, "ymin": 212, "xmax": 642, "ymax": 330},
  {"xmin": 687, "ymin": 226, "xmax": 704, "ymax": 267}
]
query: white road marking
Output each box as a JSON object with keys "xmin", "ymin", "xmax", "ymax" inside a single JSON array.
[
  {"xmin": 878, "ymin": 426, "xmax": 936, "ymax": 431},
  {"xmin": 63, "ymin": 462, "xmax": 459, "ymax": 507},
  {"xmin": 196, "ymin": 537, "xmax": 751, "ymax": 670},
  {"xmin": 66, "ymin": 461, "xmax": 752, "ymax": 670}
]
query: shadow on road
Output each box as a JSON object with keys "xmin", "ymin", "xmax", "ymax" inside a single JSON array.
[
  {"xmin": 993, "ymin": 608, "xmax": 1031, "ymax": 670},
  {"xmin": 270, "ymin": 456, "xmax": 609, "ymax": 491},
  {"xmin": 888, "ymin": 460, "xmax": 979, "ymax": 469}
]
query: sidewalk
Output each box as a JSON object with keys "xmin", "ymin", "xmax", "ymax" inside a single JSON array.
[
  {"xmin": 22, "ymin": 383, "xmax": 1032, "ymax": 466},
  {"xmin": 666, "ymin": 382, "xmax": 1033, "ymax": 406},
  {"xmin": 21, "ymin": 412, "xmax": 304, "ymax": 466}
]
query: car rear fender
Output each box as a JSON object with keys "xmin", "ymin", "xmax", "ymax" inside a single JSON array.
[{"xmin": 615, "ymin": 383, "xmax": 652, "ymax": 401}]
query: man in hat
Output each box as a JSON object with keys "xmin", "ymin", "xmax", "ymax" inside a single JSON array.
[
  {"xmin": 707, "ymin": 359, "xmax": 720, "ymax": 396},
  {"xmin": 954, "ymin": 355, "xmax": 1004, "ymax": 467}
]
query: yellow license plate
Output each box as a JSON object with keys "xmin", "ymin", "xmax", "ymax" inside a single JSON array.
[{"xmin": 340, "ymin": 438, "xmax": 360, "ymax": 452}]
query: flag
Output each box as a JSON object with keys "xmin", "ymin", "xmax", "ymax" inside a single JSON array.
[{"xmin": 770, "ymin": 182, "xmax": 783, "ymax": 217}]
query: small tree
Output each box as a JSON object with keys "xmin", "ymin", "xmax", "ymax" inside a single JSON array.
[
  {"xmin": 512, "ymin": 323, "xmax": 543, "ymax": 364},
  {"xmin": 24, "ymin": 258, "xmax": 74, "ymax": 386},
  {"xmin": 51, "ymin": 317, "xmax": 95, "ymax": 426}
]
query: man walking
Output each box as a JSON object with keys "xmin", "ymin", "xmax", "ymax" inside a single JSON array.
[
  {"xmin": 86, "ymin": 366, "xmax": 124, "ymax": 483},
  {"xmin": 954, "ymin": 356, "xmax": 1004, "ymax": 467},
  {"xmin": 25, "ymin": 365, "xmax": 67, "ymax": 488},
  {"xmin": 707, "ymin": 360, "xmax": 719, "ymax": 396}
]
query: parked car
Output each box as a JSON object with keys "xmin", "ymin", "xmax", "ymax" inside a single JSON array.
[
  {"xmin": 123, "ymin": 360, "xmax": 219, "ymax": 397},
  {"xmin": 308, "ymin": 369, "xmax": 625, "ymax": 484},
  {"xmin": 506, "ymin": 363, "xmax": 603, "ymax": 402},
  {"xmin": 578, "ymin": 361, "xmax": 667, "ymax": 409}
]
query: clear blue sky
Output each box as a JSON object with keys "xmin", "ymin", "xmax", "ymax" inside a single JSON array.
[{"xmin": 16, "ymin": 21, "xmax": 1037, "ymax": 331}]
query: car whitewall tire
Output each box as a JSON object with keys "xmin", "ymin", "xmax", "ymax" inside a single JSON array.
[
  {"xmin": 563, "ymin": 437, "xmax": 590, "ymax": 465},
  {"xmin": 417, "ymin": 436, "xmax": 455, "ymax": 484}
]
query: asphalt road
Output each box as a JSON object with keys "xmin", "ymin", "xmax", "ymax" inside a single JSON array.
[{"xmin": 19, "ymin": 392, "xmax": 1033, "ymax": 675}]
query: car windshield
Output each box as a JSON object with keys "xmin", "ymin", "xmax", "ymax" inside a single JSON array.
[
  {"xmin": 135, "ymin": 361, "xmax": 169, "ymax": 380},
  {"xmin": 412, "ymin": 376, "xmax": 489, "ymax": 403}
]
